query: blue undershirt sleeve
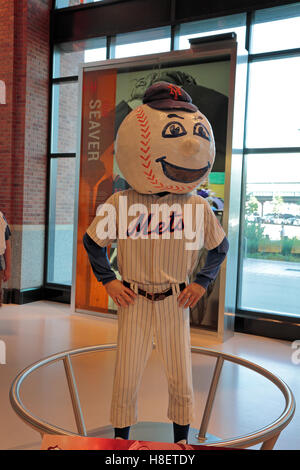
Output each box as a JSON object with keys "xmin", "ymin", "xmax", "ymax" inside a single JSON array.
[
  {"xmin": 194, "ymin": 236, "xmax": 229, "ymax": 290},
  {"xmin": 83, "ymin": 232, "xmax": 117, "ymax": 286}
]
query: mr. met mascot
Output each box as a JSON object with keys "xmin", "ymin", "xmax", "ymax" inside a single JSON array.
[{"xmin": 84, "ymin": 81, "xmax": 229, "ymax": 444}]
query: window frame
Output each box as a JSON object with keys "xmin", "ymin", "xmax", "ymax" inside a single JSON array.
[{"xmin": 235, "ymin": 8, "xmax": 300, "ymax": 338}]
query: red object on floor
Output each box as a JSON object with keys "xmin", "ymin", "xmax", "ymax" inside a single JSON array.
[{"xmin": 41, "ymin": 434, "xmax": 232, "ymax": 450}]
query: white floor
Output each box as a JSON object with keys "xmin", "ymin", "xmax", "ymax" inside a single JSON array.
[{"xmin": 0, "ymin": 300, "xmax": 299, "ymax": 450}]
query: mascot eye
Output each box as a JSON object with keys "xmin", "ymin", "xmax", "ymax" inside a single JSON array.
[
  {"xmin": 162, "ymin": 122, "xmax": 187, "ymax": 138},
  {"xmin": 193, "ymin": 123, "xmax": 211, "ymax": 141}
]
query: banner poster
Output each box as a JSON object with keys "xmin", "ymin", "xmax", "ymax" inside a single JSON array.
[{"xmin": 75, "ymin": 60, "xmax": 230, "ymax": 331}]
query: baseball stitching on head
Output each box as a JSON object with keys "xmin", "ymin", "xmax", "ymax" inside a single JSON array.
[{"xmin": 135, "ymin": 106, "xmax": 195, "ymax": 193}]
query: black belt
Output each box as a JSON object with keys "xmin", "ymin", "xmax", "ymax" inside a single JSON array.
[{"xmin": 123, "ymin": 280, "xmax": 186, "ymax": 301}]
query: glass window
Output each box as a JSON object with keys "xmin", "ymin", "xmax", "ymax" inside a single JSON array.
[
  {"xmin": 238, "ymin": 153, "xmax": 300, "ymax": 317},
  {"xmin": 51, "ymin": 81, "xmax": 79, "ymax": 154},
  {"xmin": 114, "ymin": 27, "xmax": 171, "ymax": 59},
  {"xmin": 84, "ymin": 47, "xmax": 106, "ymax": 64},
  {"xmin": 178, "ymin": 14, "xmax": 246, "ymax": 54},
  {"xmin": 47, "ymin": 158, "xmax": 76, "ymax": 285},
  {"xmin": 246, "ymin": 57, "xmax": 300, "ymax": 149},
  {"xmin": 56, "ymin": 0, "xmax": 103, "ymax": 8},
  {"xmin": 53, "ymin": 38, "xmax": 106, "ymax": 78},
  {"xmin": 251, "ymin": 3, "xmax": 300, "ymax": 54}
]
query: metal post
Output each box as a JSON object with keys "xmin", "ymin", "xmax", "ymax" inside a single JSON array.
[
  {"xmin": 63, "ymin": 355, "xmax": 87, "ymax": 436},
  {"xmin": 197, "ymin": 356, "xmax": 224, "ymax": 441}
]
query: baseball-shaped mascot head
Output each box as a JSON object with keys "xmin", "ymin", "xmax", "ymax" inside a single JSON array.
[{"xmin": 115, "ymin": 81, "xmax": 215, "ymax": 194}]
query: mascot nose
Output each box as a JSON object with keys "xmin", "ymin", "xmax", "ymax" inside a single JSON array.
[{"xmin": 181, "ymin": 138, "xmax": 201, "ymax": 158}]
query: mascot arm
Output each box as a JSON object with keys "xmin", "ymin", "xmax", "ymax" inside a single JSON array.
[
  {"xmin": 83, "ymin": 232, "xmax": 117, "ymax": 285},
  {"xmin": 194, "ymin": 236, "xmax": 229, "ymax": 289}
]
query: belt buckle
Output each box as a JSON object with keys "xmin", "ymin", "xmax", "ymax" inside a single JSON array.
[
  {"xmin": 148, "ymin": 292, "xmax": 164, "ymax": 301},
  {"xmin": 156, "ymin": 293, "xmax": 166, "ymax": 301},
  {"xmin": 147, "ymin": 292, "xmax": 155, "ymax": 301},
  {"xmin": 147, "ymin": 290, "xmax": 168, "ymax": 301}
]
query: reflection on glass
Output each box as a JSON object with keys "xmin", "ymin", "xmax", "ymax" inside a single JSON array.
[
  {"xmin": 53, "ymin": 47, "xmax": 85, "ymax": 78},
  {"xmin": 47, "ymin": 158, "xmax": 76, "ymax": 285},
  {"xmin": 53, "ymin": 44, "xmax": 106, "ymax": 78},
  {"xmin": 246, "ymin": 58, "xmax": 300, "ymax": 148},
  {"xmin": 239, "ymin": 154, "xmax": 300, "ymax": 316},
  {"xmin": 51, "ymin": 82, "xmax": 78, "ymax": 154}
]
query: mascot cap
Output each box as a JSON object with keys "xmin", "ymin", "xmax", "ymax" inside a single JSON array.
[{"xmin": 143, "ymin": 81, "xmax": 198, "ymax": 113}]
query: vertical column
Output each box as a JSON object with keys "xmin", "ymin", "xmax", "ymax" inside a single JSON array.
[
  {"xmin": 21, "ymin": 0, "xmax": 51, "ymax": 294},
  {"xmin": 0, "ymin": 0, "xmax": 25, "ymax": 298},
  {"xmin": 0, "ymin": 0, "xmax": 52, "ymax": 302}
]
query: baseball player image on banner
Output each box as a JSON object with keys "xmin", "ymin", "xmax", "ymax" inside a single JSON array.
[{"xmin": 83, "ymin": 81, "xmax": 229, "ymax": 444}]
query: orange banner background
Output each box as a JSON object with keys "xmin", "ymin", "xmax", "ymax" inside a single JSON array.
[{"xmin": 75, "ymin": 68, "xmax": 117, "ymax": 312}]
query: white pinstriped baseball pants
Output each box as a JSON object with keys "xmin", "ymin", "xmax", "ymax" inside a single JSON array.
[{"xmin": 110, "ymin": 282, "xmax": 195, "ymax": 428}]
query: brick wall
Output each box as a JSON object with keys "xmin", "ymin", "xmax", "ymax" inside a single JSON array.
[
  {"xmin": 0, "ymin": 0, "xmax": 16, "ymax": 224},
  {"xmin": 0, "ymin": 0, "xmax": 88, "ymax": 293},
  {"xmin": 0, "ymin": 0, "xmax": 50, "ymax": 225},
  {"xmin": 0, "ymin": 0, "xmax": 51, "ymax": 295},
  {"xmin": 12, "ymin": 1, "xmax": 27, "ymax": 226},
  {"xmin": 24, "ymin": 0, "xmax": 50, "ymax": 225}
]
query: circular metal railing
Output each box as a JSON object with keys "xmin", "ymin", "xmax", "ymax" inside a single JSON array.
[{"xmin": 9, "ymin": 344, "xmax": 295, "ymax": 449}]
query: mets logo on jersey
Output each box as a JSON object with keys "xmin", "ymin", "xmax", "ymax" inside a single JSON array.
[
  {"xmin": 94, "ymin": 197, "xmax": 205, "ymax": 250},
  {"xmin": 127, "ymin": 211, "xmax": 184, "ymax": 238}
]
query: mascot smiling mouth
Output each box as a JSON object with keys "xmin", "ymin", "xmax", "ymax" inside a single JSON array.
[{"xmin": 156, "ymin": 156, "xmax": 211, "ymax": 183}]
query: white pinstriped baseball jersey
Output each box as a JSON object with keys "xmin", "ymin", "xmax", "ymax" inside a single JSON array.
[{"xmin": 86, "ymin": 188, "xmax": 225, "ymax": 286}]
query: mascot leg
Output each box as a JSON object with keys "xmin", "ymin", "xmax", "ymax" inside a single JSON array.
[
  {"xmin": 154, "ymin": 293, "xmax": 194, "ymax": 443},
  {"xmin": 110, "ymin": 293, "xmax": 154, "ymax": 434}
]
